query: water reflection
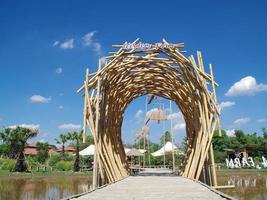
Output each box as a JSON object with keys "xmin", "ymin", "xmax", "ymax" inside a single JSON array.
[
  {"xmin": 218, "ymin": 172, "xmax": 267, "ymax": 200},
  {"xmin": 0, "ymin": 175, "xmax": 92, "ymax": 200}
]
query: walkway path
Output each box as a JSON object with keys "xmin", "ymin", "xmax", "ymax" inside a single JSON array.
[{"xmin": 72, "ymin": 169, "xmax": 234, "ymax": 200}]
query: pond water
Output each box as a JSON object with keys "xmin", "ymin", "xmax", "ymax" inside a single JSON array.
[
  {"xmin": 0, "ymin": 174, "xmax": 92, "ymax": 200},
  {"xmin": 217, "ymin": 171, "xmax": 267, "ymax": 200},
  {"xmin": 1, "ymin": 172, "xmax": 267, "ymax": 200}
]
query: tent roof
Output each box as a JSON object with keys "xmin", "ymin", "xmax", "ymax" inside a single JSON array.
[
  {"xmin": 80, "ymin": 145, "xmax": 146, "ymax": 156},
  {"xmin": 79, "ymin": 144, "xmax": 95, "ymax": 156},
  {"xmin": 126, "ymin": 148, "xmax": 144, "ymax": 156},
  {"xmin": 151, "ymin": 141, "xmax": 180, "ymax": 157},
  {"xmin": 125, "ymin": 147, "xmax": 146, "ymax": 154}
]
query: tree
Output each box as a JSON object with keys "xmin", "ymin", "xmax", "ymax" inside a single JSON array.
[
  {"xmin": 87, "ymin": 135, "xmax": 94, "ymax": 145},
  {"xmin": 0, "ymin": 143, "xmax": 9, "ymax": 157},
  {"xmin": 213, "ymin": 129, "xmax": 230, "ymax": 151},
  {"xmin": 0, "ymin": 126, "xmax": 38, "ymax": 172},
  {"xmin": 55, "ymin": 133, "xmax": 68, "ymax": 160},
  {"xmin": 234, "ymin": 130, "xmax": 247, "ymax": 146},
  {"xmin": 67, "ymin": 131, "xmax": 82, "ymax": 172},
  {"xmin": 0, "ymin": 128, "xmax": 21, "ymax": 159},
  {"xmin": 36, "ymin": 142, "xmax": 49, "ymax": 164},
  {"xmin": 160, "ymin": 131, "xmax": 172, "ymax": 146},
  {"xmin": 79, "ymin": 135, "xmax": 94, "ymax": 151}
]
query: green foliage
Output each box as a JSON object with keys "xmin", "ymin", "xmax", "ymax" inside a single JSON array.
[
  {"xmin": 48, "ymin": 155, "xmax": 61, "ymax": 166},
  {"xmin": 55, "ymin": 133, "xmax": 68, "ymax": 160},
  {"xmin": 214, "ymin": 150, "xmax": 227, "ymax": 163},
  {"xmin": 55, "ymin": 161, "xmax": 72, "ymax": 171},
  {"xmin": 0, "ymin": 126, "xmax": 38, "ymax": 172},
  {"xmin": 213, "ymin": 128, "xmax": 267, "ymax": 163},
  {"xmin": 26, "ymin": 156, "xmax": 38, "ymax": 169},
  {"xmin": 0, "ymin": 159, "xmax": 16, "ymax": 171},
  {"xmin": 36, "ymin": 142, "xmax": 49, "ymax": 164},
  {"xmin": 160, "ymin": 131, "xmax": 172, "ymax": 146},
  {"xmin": 0, "ymin": 144, "xmax": 8, "ymax": 157},
  {"xmin": 67, "ymin": 131, "xmax": 82, "ymax": 172}
]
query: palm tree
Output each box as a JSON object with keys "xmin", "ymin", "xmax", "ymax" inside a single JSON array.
[
  {"xmin": 67, "ymin": 131, "xmax": 82, "ymax": 172},
  {"xmin": 55, "ymin": 133, "xmax": 68, "ymax": 160},
  {"xmin": 0, "ymin": 127, "xmax": 21, "ymax": 159},
  {"xmin": 0, "ymin": 126, "xmax": 38, "ymax": 171},
  {"xmin": 13, "ymin": 127, "xmax": 38, "ymax": 172}
]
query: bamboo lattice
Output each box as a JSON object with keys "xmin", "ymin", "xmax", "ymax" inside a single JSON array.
[{"xmin": 77, "ymin": 39, "xmax": 221, "ymax": 188}]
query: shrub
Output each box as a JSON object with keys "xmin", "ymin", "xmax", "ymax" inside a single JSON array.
[
  {"xmin": 26, "ymin": 156, "xmax": 38, "ymax": 169},
  {"xmin": 65, "ymin": 154, "xmax": 74, "ymax": 161},
  {"xmin": 48, "ymin": 155, "xmax": 60, "ymax": 167},
  {"xmin": 214, "ymin": 150, "xmax": 227, "ymax": 163},
  {"xmin": 1, "ymin": 159, "xmax": 16, "ymax": 171},
  {"xmin": 55, "ymin": 161, "xmax": 72, "ymax": 171}
]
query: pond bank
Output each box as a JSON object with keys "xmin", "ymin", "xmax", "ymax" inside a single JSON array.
[
  {"xmin": 0, "ymin": 171, "xmax": 93, "ymax": 200},
  {"xmin": 0, "ymin": 170, "xmax": 92, "ymax": 177}
]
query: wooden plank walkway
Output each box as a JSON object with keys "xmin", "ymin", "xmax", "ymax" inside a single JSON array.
[{"xmin": 71, "ymin": 169, "xmax": 234, "ymax": 200}]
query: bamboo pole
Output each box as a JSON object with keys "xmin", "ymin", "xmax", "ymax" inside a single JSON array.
[
  {"xmin": 82, "ymin": 68, "xmax": 89, "ymax": 143},
  {"xmin": 169, "ymin": 100, "xmax": 175, "ymax": 172}
]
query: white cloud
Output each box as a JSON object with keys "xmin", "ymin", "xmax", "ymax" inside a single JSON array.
[
  {"xmin": 234, "ymin": 117, "xmax": 251, "ymax": 125},
  {"xmin": 82, "ymin": 31, "xmax": 96, "ymax": 46},
  {"xmin": 8, "ymin": 124, "xmax": 40, "ymax": 131},
  {"xmin": 100, "ymin": 56, "xmax": 107, "ymax": 65},
  {"xmin": 58, "ymin": 105, "xmax": 63, "ymax": 109},
  {"xmin": 167, "ymin": 111, "xmax": 185, "ymax": 132},
  {"xmin": 30, "ymin": 95, "xmax": 51, "ymax": 104},
  {"xmin": 135, "ymin": 109, "xmax": 144, "ymax": 124},
  {"xmin": 135, "ymin": 109, "xmax": 143, "ymax": 119},
  {"xmin": 58, "ymin": 123, "xmax": 81, "ymax": 130},
  {"xmin": 93, "ymin": 42, "xmax": 102, "ymax": 55},
  {"xmin": 174, "ymin": 123, "xmax": 186, "ymax": 131},
  {"xmin": 56, "ymin": 67, "xmax": 63, "ymax": 74},
  {"xmin": 226, "ymin": 76, "xmax": 267, "ymax": 96},
  {"xmin": 60, "ymin": 39, "xmax": 74, "ymax": 49},
  {"xmin": 226, "ymin": 129, "xmax": 235, "ymax": 137},
  {"xmin": 219, "ymin": 101, "xmax": 235, "ymax": 110},
  {"xmin": 82, "ymin": 31, "xmax": 102, "ymax": 55},
  {"xmin": 257, "ymin": 118, "xmax": 266, "ymax": 123},
  {"xmin": 53, "ymin": 41, "xmax": 59, "ymax": 46},
  {"xmin": 167, "ymin": 112, "xmax": 183, "ymax": 120}
]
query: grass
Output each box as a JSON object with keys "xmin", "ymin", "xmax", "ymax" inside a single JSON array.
[
  {"xmin": 217, "ymin": 167, "xmax": 267, "ymax": 174},
  {"xmin": 0, "ymin": 169, "xmax": 92, "ymax": 177}
]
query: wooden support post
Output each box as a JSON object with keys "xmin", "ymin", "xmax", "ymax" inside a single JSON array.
[
  {"xmin": 209, "ymin": 143, "xmax": 218, "ymax": 186},
  {"xmin": 209, "ymin": 64, "xmax": 221, "ymax": 137},
  {"xmin": 91, "ymin": 60, "xmax": 102, "ymax": 190},
  {"xmin": 94, "ymin": 60, "xmax": 102, "ymax": 187},
  {"xmin": 82, "ymin": 68, "xmax": 89, "ymax": 143},
  {"xmin": 169, "ymin": 100, "xmax": 175, "ymax": 172},
  {"xmin": 162, "ymin": 104, "xmax": 166, "ymax": 169}
]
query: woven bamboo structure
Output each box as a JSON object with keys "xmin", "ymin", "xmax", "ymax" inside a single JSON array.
[{"xmin": 77, "ymin": 39, "xmax": 221, "ymax": 189}]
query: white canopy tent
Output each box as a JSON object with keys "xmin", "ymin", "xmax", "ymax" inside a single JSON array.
[
  {"xmin": 79, "ymin": 144, "xmax": 95, "ymax": 156},
  {"xmin": 79, "ymin": 145, "xmax": 147, "ymax": 156},
  {"xmin": 124, "ymin": 147, "xmax": 147, "ymax": 154},
  {"xmin": 151, "ymin": 141, "xmax": 182, "ymax": 157}
]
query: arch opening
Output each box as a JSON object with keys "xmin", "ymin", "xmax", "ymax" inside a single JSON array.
[
  {"xmin": 77, "ymin": 39, "xmax": 221, "ymax": 188},
  {"xmin": 121, "ymin": 96, "xmax": 186, "ymax": 170}
]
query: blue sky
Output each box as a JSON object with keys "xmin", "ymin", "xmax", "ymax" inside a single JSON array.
[{"xmin": 0, "ymin": 0, "xmax": 267, "ymax": 145}]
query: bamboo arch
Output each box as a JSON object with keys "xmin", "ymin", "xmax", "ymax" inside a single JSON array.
[{"xmin": 77, "ymin": 39, "xmax": 221, "ymax": 189}]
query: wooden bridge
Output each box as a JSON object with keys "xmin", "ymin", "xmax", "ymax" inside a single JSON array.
[{"xmin": 67, "ymin": 169, "xmax": 235, "ymax": 200}]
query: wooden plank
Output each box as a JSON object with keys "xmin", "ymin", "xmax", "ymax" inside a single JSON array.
[{"xmin": 72, "ymin": 174, "xmax": 234, "ymax": 200}]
